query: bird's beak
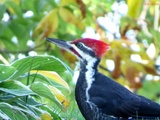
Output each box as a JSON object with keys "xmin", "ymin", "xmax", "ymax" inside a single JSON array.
[
  {"xmin": 46, "ymin": 38, "xmax": 72, "ymax": 50},
  {"xmin": 46, "ymin": 38, "xmax": 80, "ymax": 57}
]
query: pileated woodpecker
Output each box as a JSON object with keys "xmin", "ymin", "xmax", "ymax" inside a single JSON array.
[{"xmin": 46, "ymin": 38, "xmax": 160, "ymax": 120}]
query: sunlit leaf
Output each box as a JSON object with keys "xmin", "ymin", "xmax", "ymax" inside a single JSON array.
[
  {"xmin": 41, "ymin": 113, "xmax": 53, "ymax": 120},
  {"xmin": 0, "ymin": 64, "xmax": 17, "ymax": 81},
  {"xmin": 11, "ymin": 55, "xmax": 73, "ymax": 79},
  {"xmin": 60, "ymin": 0, "xmax": 76, "ymax": 6},
  {"xmin": 40, "ymin": 106, "xmax": 61, "ymax": 120},
  {"xmin": 59, "ymin": 7, "xmax": 75, "ymax": 23},
  {"xmin": 31, "ymin": 70, "xmax": 70, "ymax": 93},
  {"xmin": 127, "ymin": 0, "xmax": 143, "ymax": 19},
  {"xmin": 48, "ymin": 85, "xmax": 70, "ymax": 108}
]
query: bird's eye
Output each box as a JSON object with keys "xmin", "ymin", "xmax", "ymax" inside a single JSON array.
[{"xmin": 76, "ymin": 42, "xmax": 84, "ymax": 49}]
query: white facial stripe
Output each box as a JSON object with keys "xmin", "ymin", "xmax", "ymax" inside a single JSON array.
[{"xmin": 72, "ymin": 44, "xmax": 93, "ymax": 61}]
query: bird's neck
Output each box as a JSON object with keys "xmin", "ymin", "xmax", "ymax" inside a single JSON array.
[
  {"xmin": 75, "ymin": 57, "xmax": 100, "ymax": 119},
  {"xmin": 79, "ymin": 57, "xmax": 100, "ymax": 100},
  {"xmin": 80, "ymin": 57, "xmax": 100, "ymax": 72}
]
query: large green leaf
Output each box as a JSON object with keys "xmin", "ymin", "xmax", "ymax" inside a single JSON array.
[
  {"xmin": 0, "ymin": 80, "xmax": 35, "ymax": 96},
  {"xmin": 0, "ymin": 64, "xmax": 17, "ymax": 82},
  {"xmin": 11, "ymin": 55, "xmax": 73, "ymax": 79}
]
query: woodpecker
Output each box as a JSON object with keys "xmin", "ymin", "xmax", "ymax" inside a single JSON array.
[{"xmin": 46, "ymin": 38, "xmax": 160, "ymax": 120}]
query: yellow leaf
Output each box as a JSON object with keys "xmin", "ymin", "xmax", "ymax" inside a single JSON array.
[
  {"xmin": 31, "ymin": 70, "xmax": 70, "ymax": 93},
  {"xmin": 60, "ymin": 0, "xmax": 76, "ymax": 6},
  {"xmin": 13, "ymin": 0, "xmax": 20, "ymax": 4},
  {"xmin": 41, "ymin": 113, "xmax": 53, "ymax": 120},
  {"xmin": 34, "ymin": 9, "xmax": 59, "ymax": 38},
  {"xmin": 59, "ymin": 7, "xmax": 75, "ymax": 23},
  {"xmin": 59, "ymin": 7, "xmax": 85, "ymax": 30},
  {"xmin": 127, "ymin": 0, "xmax": 143, "ymax": 19},
  {"xmin": 0, "ymin": 0, "xmax": 20, "ymax": 4},
  {"xmin": 0, "ymin": 0, "xmax": 5, "ymax": 4},
  {"xmin": 48, "ymin": 85, "xmax": 70, "ymax": 108}
]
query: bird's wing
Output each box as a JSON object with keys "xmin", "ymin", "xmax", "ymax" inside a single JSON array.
[
  {"xmin": 90, "ymin": 74, "xmax": 141, "ymax": 117},
  {"xmin": 116, "ymin": 95, "xmax": 160, "ymax": 116},
  {"xmin": 90, "ymin": 73, "xmax": 160, "ymax": 118},
  {"xmin": 90, "ymin": 95, "xmax": 160, "ymax": 118},
  {"xmin": 136, "ymin": 95, "xmax": 160, "ymax": 116},
  {"xmin": 89, "ymin": 95, "xmax": 140, "ymax": 119},
  {"xmin": 113, "ymin": 96, "xmax": 141, "ymax": 117}
]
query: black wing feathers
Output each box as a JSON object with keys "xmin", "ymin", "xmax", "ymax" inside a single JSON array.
[{"xmin": 89, "ymin": 72, "xmax": 160, "ymax": 118}]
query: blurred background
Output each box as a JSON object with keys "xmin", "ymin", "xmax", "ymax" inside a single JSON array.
[{"xmin": 0, "ymin": 0, "xmax": 160, "ymax": 119}]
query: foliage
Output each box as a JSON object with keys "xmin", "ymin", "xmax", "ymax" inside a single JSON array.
[
  {"xmin": 0, "ymin": 56, "xmax": 74, "ymax": 119},
  {"xmin": 0, "ymin": 0, "xmax": 160, "ymax": 119}
]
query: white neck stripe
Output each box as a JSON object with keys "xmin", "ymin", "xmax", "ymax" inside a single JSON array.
[{"xmin": 72, "ymin": 45, "xmax": 97, "ymax": 102}]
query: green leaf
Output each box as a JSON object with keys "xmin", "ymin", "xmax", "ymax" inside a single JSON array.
[
  {"xmin": 15, "ymin": 101, "xmax": 41, "ymax": 119},
  {"xmin": 0, "ymin": 110, "xmax": 11, "ymax": 120},
  {"xmin": 11, "ymin": 55, "xmax": 73, "ymax": 79},
  {"xmin": 0, "ymin": 80, "xmax": 35, "ymax": 96},
  {"xmin": 30, "ymin": 82, "xmax": 63, "ymax": 108},
  {"xmin": 0, "ymin": 102, "xmax": 28, "ymax": 120},
  {"xmin": 1, "ymin": 38, "xmax": 18, "ymax": 51},
  {"xmin": 8, "ymin": 20, "xmax": 28, "ymax": 40},
  {"xmin": 0, "ymin": 64, "xmax": 17, "ymax": 82},
  {"xmin": 28, "ymin": 106, "xmax": 53, "ymax": 120},
  {"xmin": 137, "ymin": 80, "xmax": 160, "ymax": 101},
  {"xmin": 0, "ymin": 4, "xmax": 6, "ymax": 20},
  {"xmin": 31, "ymin": 70, "xmax": 70, "ymax": 93},
  {"xmin": 151, "ymin": 30, "xmax": 160, "ymax": 49},
  {"xmin": 40, "ymin": 106, "xmax": 61, "ymax": 120},
  {"xmin": 5, "ymin": 1, "xmax": 23, "ymax": 19}
]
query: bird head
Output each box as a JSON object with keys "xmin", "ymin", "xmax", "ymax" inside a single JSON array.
[{"xmin": 46, "ymin": 38, "xmax": 110, "ymax": 60}]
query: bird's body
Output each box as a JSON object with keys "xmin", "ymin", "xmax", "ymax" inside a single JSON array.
[
  {"xmin": 76, "ymin": 59, "xmax": 160, "ymax": 120},
  {"xmin": 76, "ymin": 58, "xmax": 160, "ymax": 120},
  {"xmin": 46, "ymin": 38, "xmax": 160, "ymax": 120}
]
